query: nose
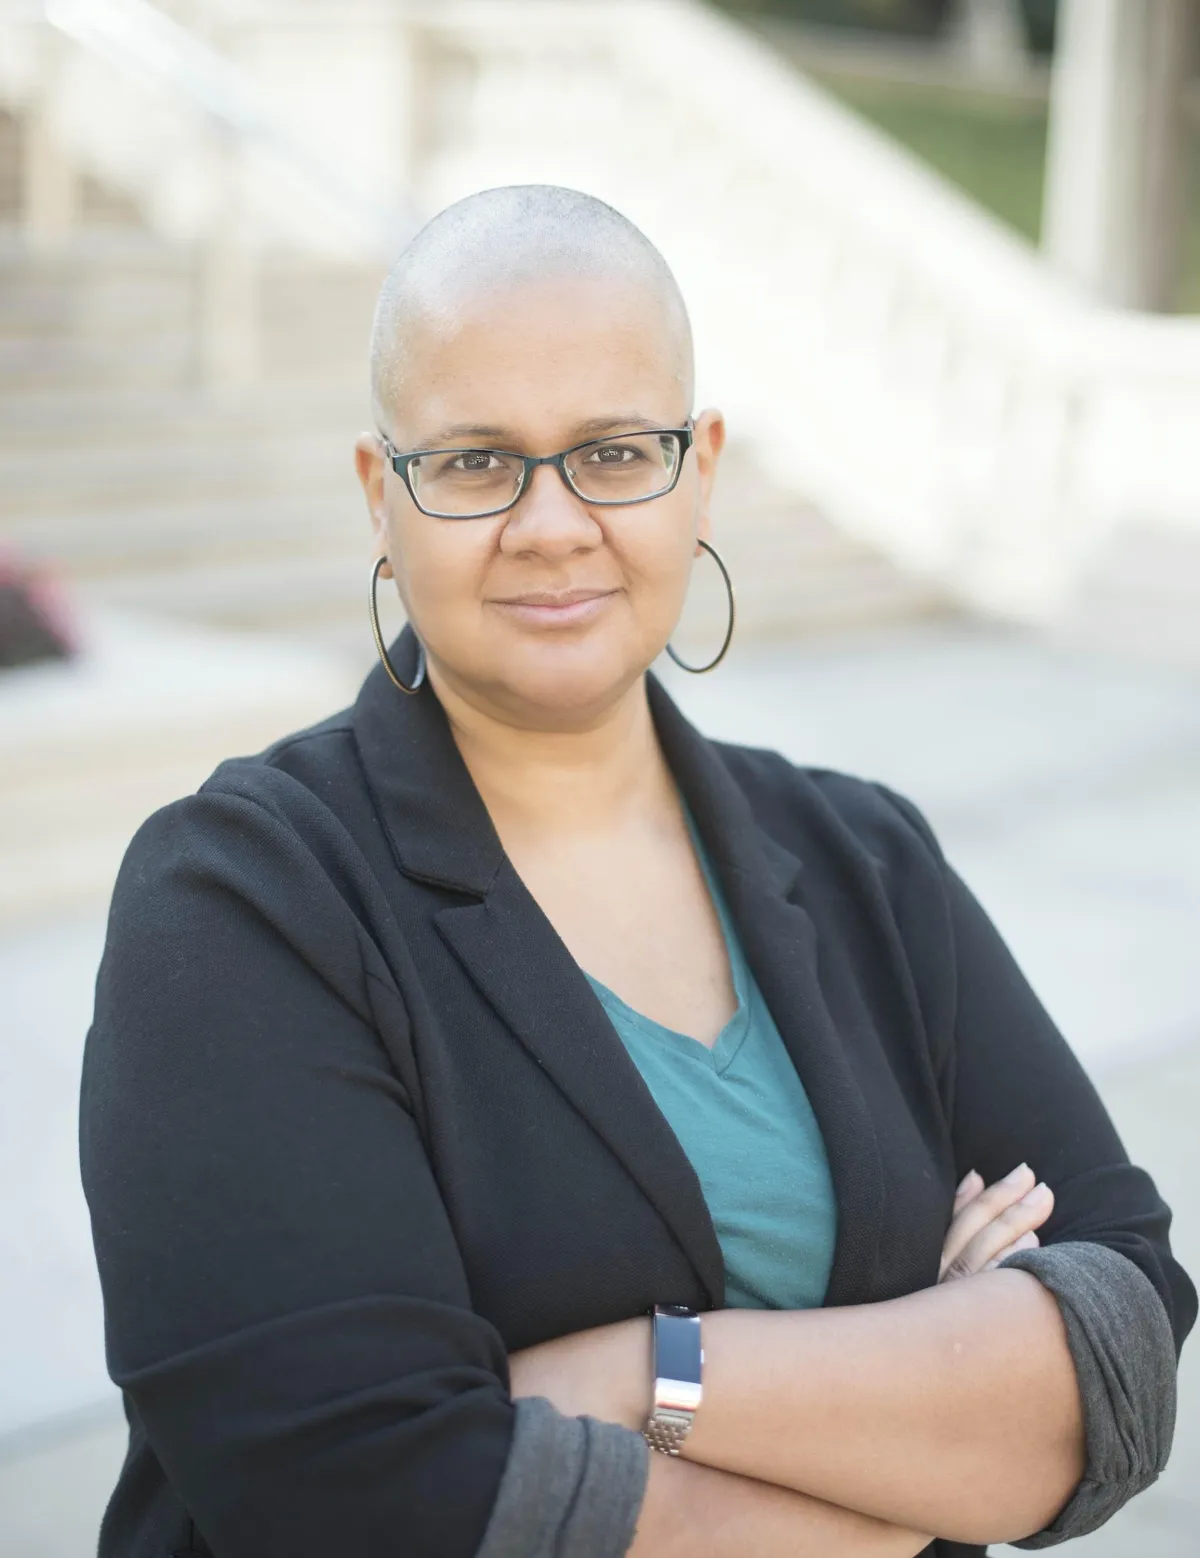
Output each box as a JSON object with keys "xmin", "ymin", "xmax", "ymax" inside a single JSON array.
[{"xmin": 498, "ymin": 462, "xmax": 601, "ymax": 557}]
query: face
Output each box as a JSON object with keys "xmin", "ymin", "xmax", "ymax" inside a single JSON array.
[{"xmin": 355, "ymin": 275, "xmax": 724, "ymax": 729}]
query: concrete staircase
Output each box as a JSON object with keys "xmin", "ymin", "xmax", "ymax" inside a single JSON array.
[
  {"xmin": 0, "ymin": 234, "xmax": 949, "ymax": 664},
  {"xmin": 0, "ymin": 214, "xmax": 387, "ymax": 663},
  {"xmin": 0, "ymin": 108, "xmax": 378, "ymax": 923}
]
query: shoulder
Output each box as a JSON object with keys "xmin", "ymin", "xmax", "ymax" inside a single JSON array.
[
  {"xmin": 201, "ymin": 706, "xmax": 361, "ymax": 822},
  {"xmin": 112, "ymin": 705, "xmax": 376, "ymax": 938},
  {"xmin": 709, "ymin": 738, "xmax": 962, "ymax": 1074},
  {"xmin": 711, "ymin": 737, "xmax": 946, "ymax": 879}
]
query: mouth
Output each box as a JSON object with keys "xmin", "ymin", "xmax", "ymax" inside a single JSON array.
[{"xmin": 490, "ymin": 588, "xmax": 620, "ymax": 628}]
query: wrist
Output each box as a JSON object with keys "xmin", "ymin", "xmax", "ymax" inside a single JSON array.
[
  {"xmin": 642, "ymin": 1304, "xmax": 705, "ymax": 1454},
  {"xmin": 620, "ymin": 1315, "xmax": 655, "ymax": 1431}
]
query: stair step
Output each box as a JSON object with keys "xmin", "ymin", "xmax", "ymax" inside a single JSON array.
[
  {"xmin": 0, "ymin": 330, "xmax": 197, "ymax": 392},
  {"xmin": 0, "ymin": 234, "xmax": 380, "ymax": 388},
  {"xmin": 0, "ymin": 227, "xmax": 189, "ymax": 271},
  {"xmin": 0, "ymin": 268, "xmax": 193, "ymax": 332},
  {"xmin": 79, "ymin": 547, "xmax": 370, "ymax": 625},
  {"xmin": 0, "ymin": 109, "xmax": 22, "ymax": 221},
  {"xmin": 0, "ymin": 430, "xmax": 356, "ymax": 518},
  {"xmin": 1, "ymin": 492, "xmax": 362, "ymax": 572},
  {"xmin": 0, "ymin": 381, "xmax": 366, "ymax": 448}
]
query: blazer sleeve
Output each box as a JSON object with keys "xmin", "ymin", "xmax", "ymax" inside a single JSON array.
[
  {"xmin": 875, "ymin": 784, "xmax": 1197, "ymax": 1544},
  {"xmin": 80, "ymin": 784, "xmax": 644, "ymax": 1558}
]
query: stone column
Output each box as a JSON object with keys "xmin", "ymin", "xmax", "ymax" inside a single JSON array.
[
  {"xmin": 197, "ymin": 129, "xmax": 259, "ymax": 393},
  {"xmin": 1042, "ymin": 0, "xmax": 1198, "ymax": 311},
  {"xmin": 22, "ymin": 31, "xmax": 79, "ymax": 247},
  {"xmin": 948, "ymin": 0, "xmax": 1030, "ymax": 83}
]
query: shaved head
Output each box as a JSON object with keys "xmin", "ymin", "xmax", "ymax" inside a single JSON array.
[{"xmin": 369, "ymin": 185, "xmax": 694, "ymax": 427}]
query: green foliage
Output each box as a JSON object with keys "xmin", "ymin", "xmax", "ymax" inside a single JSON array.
[
  {"xmin": 713, "ymin": 0, "xmax": 950, "ymax": 37},
  {"xmin": 817, "ymin": 77, "xmax": 1049, "ymax": 240},
  {"xmin": 711, "ymin": 0, "xmax": 1058, "ymax": 50}
]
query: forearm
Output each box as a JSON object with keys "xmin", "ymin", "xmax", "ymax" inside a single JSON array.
[
  {"xmin": 631, "ymin": 1453, "xmax": 931, "ymax": 1558},
  {"xmin": 484, "ymin": 1393, "xmax": 930, "ymax": 1558},
  {"xmin": 510, "ymin": 1269, "xmax": 1084, "ymax": 1544},
  {"xmin": 684, "ymin": 1270, "xmax": 1083, "ymax": 1545}
]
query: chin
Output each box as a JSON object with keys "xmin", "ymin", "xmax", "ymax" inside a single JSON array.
[{"xmin": 488, "ymin": 636, "xmax": 649, "ymax": 727}]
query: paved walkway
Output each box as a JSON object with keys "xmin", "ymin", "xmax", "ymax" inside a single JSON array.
[
  {"xmin": 2, "ymin": 618, "xmax": 1198, "ymax": 1554},
  {"xmin": 664, "ymin": 622, "xmax": 1200, "ymax": 1079}
]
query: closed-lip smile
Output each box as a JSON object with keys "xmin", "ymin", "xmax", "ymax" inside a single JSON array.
[{"xmin": 490, "ymin": 587, "xmax": 619, "ymax": 626}]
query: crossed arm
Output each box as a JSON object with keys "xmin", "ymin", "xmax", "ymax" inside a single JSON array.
[{"xmin": 509, "ymin": 1168, "xmax": 1084, "ymax": 1555}]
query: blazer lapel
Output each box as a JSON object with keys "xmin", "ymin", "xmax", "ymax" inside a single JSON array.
[
  {"xmin": 649, "ymin": 678, "xmax": 886, "ymax": 1307},
  {"xmin": 735, "ymin": 876, "xmax": 886, "ymax": 1306},
  {"xmin": 352, "ymin": 637, "xmax": 726, "ymax": 1307},
  {"xmin": 434, "ymin": 877, "xmax": 726, "ymax": 1308}
]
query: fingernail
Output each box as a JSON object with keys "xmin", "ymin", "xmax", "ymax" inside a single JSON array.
[
  {"xmin": 1020, "ymin": 1181, "xmax": 1052, "ymax": 1207},
  {"xmin": 957, "ymin": 1170, "xmax": 980, "ymax": 1193},
  {"xmin": 1004, "ymin": 1163, "xmax": 1032, "ymax": 1185}
]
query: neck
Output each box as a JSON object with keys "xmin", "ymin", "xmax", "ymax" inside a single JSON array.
[{"xmin": 431, "ymin": 668, "xmax": 676, "ymax": 839}]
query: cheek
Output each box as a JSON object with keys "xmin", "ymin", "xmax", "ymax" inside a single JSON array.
[
  {"xmin": 387, "ymin": 510, "xmax": 495, "ymax": 623},
  {"xmin": 610, "ymin": 503, "xmax": 696, "ymax": 617}
]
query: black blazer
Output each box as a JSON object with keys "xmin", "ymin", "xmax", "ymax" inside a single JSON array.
[{"xmin": 81, "ymin": 641, "xmax": 1195, "ymax": 1558}]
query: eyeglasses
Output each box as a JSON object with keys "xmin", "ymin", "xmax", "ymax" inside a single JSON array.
[{"xmin": 378, "ymin": 420, "xmax": 695, "ymax": 519}]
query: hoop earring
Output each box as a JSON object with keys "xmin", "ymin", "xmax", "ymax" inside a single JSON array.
[
  {"xmin": 369, "ymin": 555, "xmax": 426, "ymax": 695},
  {"xmin": 666, "ymin": 539, "xmax": 736, "ymax": 674}
]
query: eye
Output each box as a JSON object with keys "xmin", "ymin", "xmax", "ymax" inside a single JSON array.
[
  {"xmin": 584, "ymin": 443, "xmax": 643, "ymax": 465},
  {"xmin": 451, "ymin": 450, "xmax": 504, "ymax": 473}
]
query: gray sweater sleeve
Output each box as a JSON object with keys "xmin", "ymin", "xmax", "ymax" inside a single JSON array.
[
  {"xmin": 1000, "ymin": 1240, "xmax": 1178, "ymax": 1548},
  {"xmin": 475, "ymin": 1395, "xmax": 649, "ymax": 1558}
]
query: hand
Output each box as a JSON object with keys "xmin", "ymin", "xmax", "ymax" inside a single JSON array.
[
  {"xmin": 507, "ymin": 1316, "xmax": 651, "ymax": 1429},
  {"xmin": 939, "ymin": 1163, "xmax": 1054, "ymax": 1282}
]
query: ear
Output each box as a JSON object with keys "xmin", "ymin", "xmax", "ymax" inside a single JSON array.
[
  {"xmin": 690, "ymin": 408, "xmax": 726, "ymax": 548},
  {"xmin": 355, "ymin": 432, "xmax": 391, "ymax": 569}
]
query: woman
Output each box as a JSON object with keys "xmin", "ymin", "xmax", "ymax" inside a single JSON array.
[{"xmin": 81, "ymin": 186, "xmax": 1193, "ymax": 1558}]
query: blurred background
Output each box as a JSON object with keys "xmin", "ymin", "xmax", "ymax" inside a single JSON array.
[{"xmin": 1, "ymin": 0, "xmax": 1199, "ymax": 1552}]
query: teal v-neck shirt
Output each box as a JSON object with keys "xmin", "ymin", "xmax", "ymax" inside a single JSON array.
[{"xmin": 585, "ymin": 824, "xmax": 837, "ymax": 1311}]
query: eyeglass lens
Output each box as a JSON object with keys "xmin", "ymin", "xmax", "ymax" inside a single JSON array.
[{"xmin": 408, "ymin": 432, "xmax": 682, "ymax": 517}]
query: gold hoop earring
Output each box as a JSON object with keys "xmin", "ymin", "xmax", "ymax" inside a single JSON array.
[
  {"xmin": 666, "ymin": 539, "xmax": 736, "ymax": 674},
  {"xmin": 369, "ymin": 556, "xmax": 426, "ymax": 695}
]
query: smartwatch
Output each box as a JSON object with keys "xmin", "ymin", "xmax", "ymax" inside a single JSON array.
[{"xmin": 642, "ymin": 1304, "xmax": 704, "ymax": 1454}]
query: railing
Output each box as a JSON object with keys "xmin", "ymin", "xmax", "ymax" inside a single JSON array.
[
  {"xmin": 42, "ymin": 0, "xmax": 404, "ymax": 252},
  {"xmin": 418, "ymin": 0, "xmax": 1200, "ymax": 619},
  {"xmin": 1, "ymin": 0, "xmax": 408, "ymax": 251},
  {"xmin": 0, "ymin": 0, "xmax": 410, "ymax": 386}
]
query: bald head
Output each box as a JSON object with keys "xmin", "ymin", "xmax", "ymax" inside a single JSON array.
[{"xmin": 369, "ymin": 185, "xmax": 693, "ymax": 427}]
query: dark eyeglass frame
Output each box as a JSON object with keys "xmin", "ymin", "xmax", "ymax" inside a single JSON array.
[{"xmin": 377, "ymin": 419, "xmax": 695, "ymax": 519}]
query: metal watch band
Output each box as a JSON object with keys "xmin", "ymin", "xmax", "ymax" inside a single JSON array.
[
  {"xmin": 642, "ymin": 1405, "xmax": 695, "ymax": 1455},
  {"xmin": 642, "ymin": 1304, "xmax": 703, "ymax": 1456}
]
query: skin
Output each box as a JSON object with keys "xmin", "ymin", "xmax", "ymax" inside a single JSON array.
[{"xmin": 355, "ymin": 270, "xmax": 1084, "ymax": 1553}]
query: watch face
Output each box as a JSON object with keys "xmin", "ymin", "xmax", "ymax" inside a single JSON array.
[{"xmin": 655, "ymin": 1310, "xmax": 701, "ymax": 1384}]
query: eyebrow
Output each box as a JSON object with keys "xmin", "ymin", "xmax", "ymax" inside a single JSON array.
[{"xmin": 410, "ymin": 413, "xmax": 669, "ymax": 449}]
